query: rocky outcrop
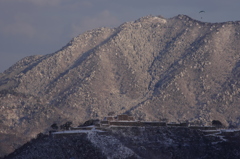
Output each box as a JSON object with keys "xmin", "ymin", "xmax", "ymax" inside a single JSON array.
[{"xmin": 1, "ymin": 14, "xmax": 240, "ymax": 156}]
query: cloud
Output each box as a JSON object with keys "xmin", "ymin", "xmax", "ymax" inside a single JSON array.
[
  {"xmin": 0, "ymin": 21, "xmax": 35, "ymax": 38},
  {"xmin": 65, "ymin": 1, "xmax": 93, "ymax": 9},
  {"xmin": 0, "ymin": 11, "xmax": 36, "ymax": 38},
  {"xmin": 70, "ymin": 10, "xmax": 120, "ymax": 37},
  {"xmin": 17, "ymin": 0, "xmax": 62, "ymax": 6}
]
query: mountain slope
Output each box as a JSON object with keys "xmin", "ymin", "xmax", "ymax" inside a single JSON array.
[{"xmin": 0, "ymin": 15, "xmax": 240, "ymax": 156}]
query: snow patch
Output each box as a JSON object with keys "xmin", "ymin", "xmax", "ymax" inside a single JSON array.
[{"xmin": 87, "ymin": 131, "xmax": 140, "ymax": 159}]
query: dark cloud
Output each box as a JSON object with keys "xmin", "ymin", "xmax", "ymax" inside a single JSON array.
[{"xmin": 0, "ymin": 0, "xmax": 240, "ymax": 72}]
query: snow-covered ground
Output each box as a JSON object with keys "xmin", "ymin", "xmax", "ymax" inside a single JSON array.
[{"xmin": 220, "ymin": 129, "xmax": 240, "ymax": 132}]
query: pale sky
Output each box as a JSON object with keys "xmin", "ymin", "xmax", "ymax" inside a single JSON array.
[{"xmin": 0, "ymin": 0, "xmax": 240, "ymax": 72}]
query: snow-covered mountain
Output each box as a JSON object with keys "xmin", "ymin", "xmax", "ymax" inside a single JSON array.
[{"xmin": 1, "ymin": 14, "xmax": 240, "ymax": 156}]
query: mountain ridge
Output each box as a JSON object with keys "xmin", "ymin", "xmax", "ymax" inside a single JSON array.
[{"xmin": 1, "ymin": 14, "xmax": 240, "ymax": 157}]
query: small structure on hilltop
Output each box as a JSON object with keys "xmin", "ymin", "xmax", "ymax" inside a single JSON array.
[
  {"xmin": 103, "ymin": 114, "xmax": 135, "ymax": 122},
  {"xmin": 105, "ymin": 116, "xmax": 114, "ymax": 121},
  {"xmin": 100, "ymin": 114, "xmax": 136, "ymax": 127},
  {"xmin": 49, "ymin": 114, "xmax": 240, "ymax": 141},
  {"xmin": 167, "ymin": 122, "xmax": 189, "ymax": 127},
  {"xmin": 117, "ymin": 114, "xmax": 135, "ymax": 121},
  {"xmin": 100, "ymin": 114, "xmax": 167, "ymax": 127}
]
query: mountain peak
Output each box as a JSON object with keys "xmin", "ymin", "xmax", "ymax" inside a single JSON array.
[{"xmin": 134, "ymin": 15, "xmax": 167, "ymax": 23}]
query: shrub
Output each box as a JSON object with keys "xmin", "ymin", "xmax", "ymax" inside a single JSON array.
[
  {"xmin": 51, "ymin": 123, "xmax": 58, "ymax": 130},
  {"xmin": 80, "ymin": 119, "xmax": 99, "ymax": 126},
  {"xmin": 60, "ymin": 121, "xmax": 72, "ymax": 130},
  {"xmin": 212, "ymin": 120, "xmax": 224, "ymax": 128}
]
